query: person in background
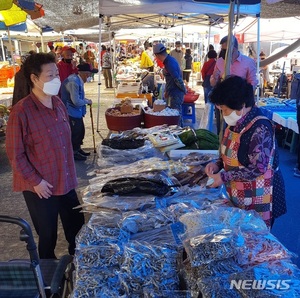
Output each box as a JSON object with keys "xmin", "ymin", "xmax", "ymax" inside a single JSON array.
[
  {"xmin": 210, "ymin": 35, "xmax": 258, "ymax": 134},
  {"xmin": 204, "ymin": 44, "xmax": 215, "ymax": 63},
  {"xmin": 201, "ymin": 50, "xmax": 217, "ymax": 103},
  {"xmin": 78, "ymin": 43, "xmax": 85, "ymax": 64},
  {"xmin": 153, "ymin": 43, "xmax": 186, "ymax": 126},
  {"xmin": 61, "ymin": 63, "xmax": 99, "ymax": 161},
  {"xmin": 139, "ymin": 46, "xmax": 154, "ymax": 72},
  {"xmin": 54, "ymin": 45, "xmax": 62, "ymax": 61},
  {"xmin": 84, "ymin": 45, "xmax": 96, "ymax": 81},
  {"xmin": 57, "ymin": 46, "xmax": 78, "ymax": 84},
  {"xmin": 102, "ymin": 47, "xmax": 113, "ymax": 89},
  {"xmin": 5, "ymin": 53, "xmax": 85, "ymax": 259},
  {"xmin": 259, "ymin": 51, "xmax": 270, "ymax": 91},
  {"xmin": 170, "ymin": 40, "xmax": 184, "ymax": 72},
  {"xmin": 183, "ymin": 48, "xmax": 193, "ymax": 85},
  {"xmin": 205, "ymin": 76, "xmax": 286, "ymax": 228},
  {"xmin": 100, "ymin": 44, "xmax": 107, "ymax": 68},
  {"xmin": 12, "ymin": 51, "xmax": 36, "ymax": 106},
  {"xmin": 145, "ymin": 43, "xmax": 155, "ymax": 63}
]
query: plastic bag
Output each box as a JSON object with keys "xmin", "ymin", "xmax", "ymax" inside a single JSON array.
[{"xmin": 182, "ymin": 229, "xmax": 238, "ymax": 266}]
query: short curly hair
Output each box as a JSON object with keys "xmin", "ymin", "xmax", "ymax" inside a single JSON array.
[
  {"xmin": 209, "ymin": 76, "xmax": 255, "ymax": 110},
  {"xmin": 23, "ymin": 53, "xmax": 56, "ymax": 88}
]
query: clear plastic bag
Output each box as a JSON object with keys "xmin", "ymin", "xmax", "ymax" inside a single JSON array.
[
  {"xmin": 182, "ymin": 229, "xmax": 238, "ymax": 266},
  {"xmin": 236, "ymin": 232, "xmax": 297, "ymax": 268},
  {"xmin": 119, "ymin": 240, "xmax": 179, "ymax": 295},
  {"xmin": 97, "ymin": 140, "xmax": 165, "ymax": 168},
  {"xmin": 119, "ymin": 209, "xmax": 173, "ymax": 234}
]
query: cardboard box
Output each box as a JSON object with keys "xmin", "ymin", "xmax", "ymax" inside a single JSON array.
[{"xmin": 153, "ymin": 102, "xmax": 166, "ymax": 112}]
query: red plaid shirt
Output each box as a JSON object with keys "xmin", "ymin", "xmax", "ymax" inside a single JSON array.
[{"xmin": 5, "ymin": 93, "xmax": 78, "ymax": 195}]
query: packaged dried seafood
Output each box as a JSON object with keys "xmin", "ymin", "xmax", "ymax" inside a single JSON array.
[
  {"xmin": 235, "ymin": 232, "xmax": 297, "ymax": 268},
  {"xmin": 182, "ymin": 229, "xmax": 239, "ymax": 266},
  {"xmin": 119, "ymin": 209, "xmax": 173, "ymax": 234},
  {"xmin": 98, "ymin": 140, "xmax": 164, "ymax": 168},
  {"xmin": 119, "ymin": 240, "xmax": 180, "ymax": 295},
  {"xmin": 82, "ymin": 192, "xmax": 156, "ymax": 212},
  {"xmin": 73, "ymin": 267, "xmax": 123, "ymax": 298},
  {"xmin": 197, "ymin": 276, "xmax": 241, "ymax": 298},
  {"xmin": 101, "ymin": 177, "xmax": 171, "ymax": 197},
  {"xmin": 230, "ymin": 260, "xmax": 300, "ymax": 297},
  {"xmin": 76, "ymin": 224, "xmax": 129, "ymax": 247},
  {"xmin": 74, "ymin": 244, "xmax": 123, "ymax": 269}
]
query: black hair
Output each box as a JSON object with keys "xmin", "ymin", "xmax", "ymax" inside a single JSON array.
[
  {"xmin": 23, "ymin": 53, "xmax": 56, "ymax": 88},
  {"xmin": 207, "ymin": 50, "xmax": 217, "ymax": 59},
  {"xmin": 185, "ymin": 48, "xmax": 191, "ymax": 55},
  {"xmin": 101, "ymin": 45, "xmax": 107, "ymax": 50},
  {"xmin": 208, "ymin": 44, "xmax": 214, "ymax": 51},
  {"xmin": 210, "ymin": 76, "xmax": 255, "ymax": 110}
]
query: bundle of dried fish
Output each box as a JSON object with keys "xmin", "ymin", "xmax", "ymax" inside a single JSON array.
[
  {"xmin": 98, "ymin": 141, "xmax": 164, "ymax": 168},
  {"xmin": 74, "ymin": 244, "xmax": 122, "ymax": 269},
  {"xmin": 76, "ymin": 224, "xmax": 130, "ymax": 247},
  {"xmin": 91, "ymin": 157, "xmax": 189, "ymax": 183},
  {"xmin": 120, "ymin": 209, "xmax": 173, "ymax": 234},
  {"xmin": 82, "ymin": 193, "xmax": 156, "ymax": 212},
  {"xmin": 183, "ymin": 229, "xmax": 238, "ymax": 266},
  {"xmin": 197, "ymin": 276, "xmax": 241, "ymax": 298},
  {"xmin": 73, "ymin": 267, "xmax": 123, "ymax": 298},
  {"xmin": 102, "ymin": 137, "xmax": 145, "ymax": 149},
  {"xmin": 101, "ymin": 177, "xmax": 171, "ymax": 197},
  {"xmin": 172, "ymin": 165, "xmax": 207, "ymax": 187},
  {"xmin": 180, "ymin": 152, "xmax": 219, "ymax": 166},
  {"xmin": 230, "ymin": 261, "xmax": 300, "ymax": 297},
  {"xmin": 119, "ymin": 240, "xmax": 179, "ymax": 295}
]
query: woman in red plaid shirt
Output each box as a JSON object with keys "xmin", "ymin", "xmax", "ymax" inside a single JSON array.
[{"xmin": 6, "ymin": 53, "xmax": 85, "ymax": 259}]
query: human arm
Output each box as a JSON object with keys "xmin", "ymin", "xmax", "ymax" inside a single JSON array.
[
  {"xmin": 167, "ymin": 60, "xmax": 186, "ymax": 92},
  {"xmin": 5, "ymin": 108, "xmax": 53, "ymax": 197},
  {"xmin": 65, "ymin": 80, "xmax": 87, "ymax": 107},
  {"xmin": 246, "ymin": 57, "xmax": 259, "ymax": 88},
  {"xmin": 213, "ymin": 124, "xmax": 273, "ymax": 186},
  {"xmin": 210, "ymin": 59, "xmax": 223, "ymax": 87}
]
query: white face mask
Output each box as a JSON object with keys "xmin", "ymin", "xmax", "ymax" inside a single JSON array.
[
  {"xmin": 38, "ymin": 77, "xmax": 61, "ymax": 96},
  {"xmin": 223, "ymin": 110, "xmax": 243, "ymax": 126}
]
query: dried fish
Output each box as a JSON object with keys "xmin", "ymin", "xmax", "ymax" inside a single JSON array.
[{"xmin": 101, "ymin": 177, "xmax": 171, "ymax": 197}]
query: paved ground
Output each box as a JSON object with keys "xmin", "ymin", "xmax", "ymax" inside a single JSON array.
[{"xmin": 0, "ymin": 74, "xmax": 299, "ymax": 271}]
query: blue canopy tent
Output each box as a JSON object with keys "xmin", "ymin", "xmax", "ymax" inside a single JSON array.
[{"xmin": 95, "ymin": 0, "xmax": 261, "ymax": 130}]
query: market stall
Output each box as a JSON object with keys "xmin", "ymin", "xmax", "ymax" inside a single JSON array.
[{"xmin": 72, "ymin": 125, "xmax": 300, "ymax": 297}]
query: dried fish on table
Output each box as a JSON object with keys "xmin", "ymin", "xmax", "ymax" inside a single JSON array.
[
  {"xmin": 172, "ymin": 165, "xmax": 208, "ymax": 187},
  {"xmin": 120, "ymin": 209, "xmax": 173, "ymax": 234},
  {"xmin": 197, "ymin": 276, "xmax": 242, "ymax": 298},
  {"xmin": 119, "ymin": 240, "xmax": 180, "ymax": 295},
  {"xmin": 81, "ymin": 191, "xmax": 156, "ymax": 212},
  {"xmin": 76, "ymin": 224, "xmax": 130, "ymax": 247},
  {"xmin": 75, "ymin": 244, "xmax": 123, "ymax": 269},
  {"xmin": 180, "ymin": 152, "xmax": 219, "ymax": 166},
  {"xmin": 73, "ymin": 267, "xmax": 123, "ymax": 298},
  {"xmin": 102, "ymin": 137, "xmax": 145, "ymax": 149},
  {"xmin": 101, "ymin": 177, "xmax": 172, "ymax": 197},
  {"xmin": 182, "ymin": 229, "xmax": 238, "ymax": 266}
]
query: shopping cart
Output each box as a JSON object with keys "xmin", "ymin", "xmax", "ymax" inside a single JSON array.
[{"xmin": 0, "ymin": 215, "xmax": 74, "ymax": 298}]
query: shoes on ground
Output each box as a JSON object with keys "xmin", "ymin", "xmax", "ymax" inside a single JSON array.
[
  {"xmin": 74, "ymin": 152, "xmax": 87, "ymax": 161},
  {"xmin": 294, "ymin": 169, "xmax": 300, "ymax": 177},
  {"xmin": 78, "ymin": 149, "xmax": 90, "ymax": 156}
]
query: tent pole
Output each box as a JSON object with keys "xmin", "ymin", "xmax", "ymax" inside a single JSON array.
[
  {"xmin": 40, "ymin": 32, "xmax": 45, "ymax": 53},
  {"xmin": 1, "ymin": 38, "xmax": 6, "ymax": 62},
  {"xmin": 256, "ymin": 15, "xmax": 260, "ymax": 102},
  {"xmin": 7, "ymin": 28, "xmax": 16, "ymax": 75},
  {"xmin": 96, "ymin": 13, "xmax": 102, "ymax": 132}
]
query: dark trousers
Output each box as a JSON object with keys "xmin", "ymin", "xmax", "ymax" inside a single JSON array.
[
  {"xmin": 23, "ymin": 189, "xmax": 85, "ymax": 259},
  {"xmin": 183, "ymin": 70, "xmax": 191, "ymax": 83},
  {"xmin": 69, "ymin": 116, "xmax": 85, "ymax": 152}
]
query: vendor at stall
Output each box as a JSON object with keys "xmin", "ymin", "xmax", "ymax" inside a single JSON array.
[
  {"xmin": 153, "ymin": 43, "xmax": 186, "ymax": 126},
  {"xmin": 205, "ymin": 76, "xmax": 286, "ymax": 228}
]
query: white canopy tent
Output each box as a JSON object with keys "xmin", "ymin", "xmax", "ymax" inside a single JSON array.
[{"xmin": 95, "ymin": 0, "xmax": 261, "ymax": 131}]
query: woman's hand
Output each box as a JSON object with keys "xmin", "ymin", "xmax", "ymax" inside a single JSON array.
[
  {"xmin": 205, "ymin": 162, "xmax": 219, "ymax": 176},
  {"xmin": 33, "ymin": 179, "xmax": 53, "ymax": 199},
  {"xmin": 207, "ymin": 172, "xmax": 223, "ymax": 188}
]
